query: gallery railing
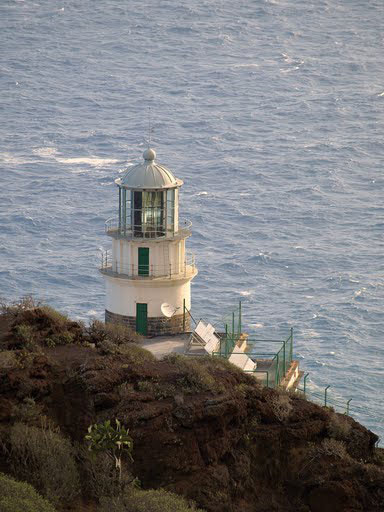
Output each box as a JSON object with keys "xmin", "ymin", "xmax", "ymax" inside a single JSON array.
[
  {"xmin": 105, "ymin": 217, "xmax": 192, "ymax": 239},
  {"xmin": 100, "ymin": 250, "xmax": 196, "ymax": 279}
]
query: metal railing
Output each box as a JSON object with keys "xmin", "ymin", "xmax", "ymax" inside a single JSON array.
[
  {"xmin": 296, "ymin": 378, "xmax": 354, "ymax": 416},
  {"xmin": 100, "ymin": 250, "xmax": 197, "ymax": 279},
  {"xmin": 219, "ymin": 302, "xmax": 243, "ymax": 356},
  {"xmin": 105, "ymin": 217, "xmax": 192, "ymax": 239},
  {"xmin": 213, "ymin": 328, "xmax": 294, "ymax": 389}
]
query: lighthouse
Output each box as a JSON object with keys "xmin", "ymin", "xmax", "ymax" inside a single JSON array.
[{"xmin": 100, "ymin": 148, "xmax": 197, "ymax": 336}]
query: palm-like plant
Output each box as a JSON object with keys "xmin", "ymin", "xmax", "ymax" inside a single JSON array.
[{"xmin": 85, "ymin": 419, "xmax": 133, "ymax": 481}]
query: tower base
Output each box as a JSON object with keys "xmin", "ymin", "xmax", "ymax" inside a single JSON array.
[{"xmin": 105, "ymin": 310, "xmax": 190, "ymax": 337}]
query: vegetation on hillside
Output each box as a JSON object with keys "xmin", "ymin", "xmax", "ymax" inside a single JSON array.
[{"xmin": 0, "ymin": 297, "xmax": 383, "ymax": 512}]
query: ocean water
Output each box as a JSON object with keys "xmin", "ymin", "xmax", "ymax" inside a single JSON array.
[{"xmin": 1, "ymin": 0, "xmax": 383, "ymax": 439}]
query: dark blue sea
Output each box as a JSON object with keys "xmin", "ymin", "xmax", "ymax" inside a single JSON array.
[{"xmin": 1, "ymin": 0, "xmax": 383, "ymax": 439}]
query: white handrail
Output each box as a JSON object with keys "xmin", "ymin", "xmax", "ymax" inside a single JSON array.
[{"xmin": 100, "ymin": 250, "xmax": 196, "ymax": 279}]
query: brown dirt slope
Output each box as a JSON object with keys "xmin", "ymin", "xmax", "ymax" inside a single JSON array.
[{"xmin": 0, "ymin": 307, "xmax": 383, "ymax": 512}]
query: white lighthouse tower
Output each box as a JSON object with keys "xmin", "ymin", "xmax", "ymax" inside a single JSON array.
[{"xmin": 100, "ymin": 147, "xmax": 197, "ymax": 336}]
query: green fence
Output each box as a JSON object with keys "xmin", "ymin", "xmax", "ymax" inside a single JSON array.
[
  {"xmin": 244, "ymin": 329, "xmax": 294, "ymax": 388},
  {"xmin": 219, "ymin": 302, "xmax": 243, "ymax": 357},
  {"xmin": 297, "ymin": 376, "xmax": 353, "ymax": 415},
  {"xmin": 214, "ymin": 326, "xmax": 295, "ymax": 389}
]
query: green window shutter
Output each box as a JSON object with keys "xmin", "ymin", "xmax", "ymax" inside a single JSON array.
[
  {"xmin": 138, "ymin": 247, "xmax": 149, "ymax": 276},
  {"xmin": 136, "ymin": 303, "xmax": 148, "ymax": 335}
]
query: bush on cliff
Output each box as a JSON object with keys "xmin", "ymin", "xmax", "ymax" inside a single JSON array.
[
  {"xmin": 163, "ymin": 354, "xmax": 225, "ymax": 393},
  {"xmin": 0, "ymin": 473, "xmax": 56, "ymax": 512},
  {"xmin": 9, "ymin": 423, "xmax": 80, "ymax": 504},
  {"xmin": 88, "ymin": 319, "xmax": 142, "ymax": 347},
  {"xmin": 99, "ymin": 488, "xmax": 205, "ymax": 512}
]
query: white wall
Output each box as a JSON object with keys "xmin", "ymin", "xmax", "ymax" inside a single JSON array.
[
  {"xmin": 111, "ymin": 238, "xmax": 186, "ymax": 277},
  {"xmin": 105, "ymin": 276, "xmax": 191, "ymax": 317}
]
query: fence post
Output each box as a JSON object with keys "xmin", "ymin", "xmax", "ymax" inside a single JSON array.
[
  {"xmin": 239, "ymin": 301, "xmax": 242, "ymax": 336},
  {"xmin": 283, "ymin": 340, "xmax": 286, "ymax": 375},
  {"xmin": 183, "ymin": 298, "xmax": 186, "ymax": 332},
  {"xmin": 275, "ymin": 353, "xmax": 279, "ymax": 387},
  {"xmin": 346, "ymin": 399, "xmax": 352, "ymax": 416},
  {"xmin": 290, "ymin": 327, "xmax": 293, "ymax": 361},
  {"xmin": 303, "ymin": 373, "xmax": 309, "ymax": 396},
  {"xmin": 224, "ymin": 324, "xmax": 228, "ymax": 357},
  {"xmin": 324, "ymin": 385, "xmax": 330, "ymax": 407},
  {"xmin": 232, "ymin": 312, "xmax": 235, "ymax": 347}
]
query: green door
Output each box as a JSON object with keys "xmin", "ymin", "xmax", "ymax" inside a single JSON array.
[
  {"xmin": 136, "ymin": 303, "xmax": 148, "ymax": 335},
  {"xmin": 138, "ymin": 247, "xmax": 149, "ymax": 276}
]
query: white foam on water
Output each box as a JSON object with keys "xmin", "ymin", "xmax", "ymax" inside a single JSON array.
[
  {"xmin": 55, "ymin": 157, "xmax": 119, "ymax": 167},
  {"xmin": 33, "ymin": 147, "xmax": 58, "ymax": 157},
  {"xmin": 0, "ymin": 153, "xmax": 30, "ymax": 165},
  {"xmin": 302, "ymin": 329, "xmax": 321, "ymax": 338}
]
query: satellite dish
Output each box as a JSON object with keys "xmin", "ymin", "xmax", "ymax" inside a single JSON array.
[{"xmin": 161, "ymin": 303, "xmax": 180, "ymax": 318}]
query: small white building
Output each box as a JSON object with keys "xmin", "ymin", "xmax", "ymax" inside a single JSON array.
[{"xmin": 100, "ymin": 148, "xmax": 197, "ymax": 336}]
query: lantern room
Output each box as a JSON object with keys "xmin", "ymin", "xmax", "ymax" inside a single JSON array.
[{"xmin": 114, "ymin": 148, "xmax": 182, "ymax": 238}]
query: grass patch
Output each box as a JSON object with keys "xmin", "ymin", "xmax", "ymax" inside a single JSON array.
[
  {"xmin": 320, "ymin": 438, "xmax": 348, "ymax": 459},
  {"xmin": 269, "ymin": 392, "xmax": 293, "ymax": 422},
  {"xmin": 327, "ymin": 414, "xmax": 352, "ymax": 440},
  {"xmin": 9, "ymin": 423, "xmax": 80, "ymax": 505},
  {"xmin": 99, "ymin": 488, "xmax": 205, "ymax": 512},
  {"xmin": 0, "ymin": 473, "xmax": 56, "ymax": 512}
]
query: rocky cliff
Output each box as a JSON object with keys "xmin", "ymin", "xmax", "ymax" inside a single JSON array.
[{"xmin": 0, "ymin": 304, "xmax": 383, "ymax": 512}]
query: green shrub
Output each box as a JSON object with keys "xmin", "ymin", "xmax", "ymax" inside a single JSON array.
[
  {"xmin": 136, "ymin": 380, "xmax": 155, "ymax": 392},
  {"xmin": 99, "ymin": 488, "xmax": 205, "ymax": 512},
  {"xmin": 9, "ymin": 423, "xmax": 80, "ymax": 504},
  {"xmin": 38, "ymin": 306, "xmax": 69, "ymax": 326},
  {"xmin": 327, "ymin": 414, "xmax": 352, "ymax": 440},
  {"xmin": 14, "ymin": 324, "xmax": 35, "ymax": 346},
  {"xmin": 88, "ymin": 320, "xmax": 142, "ymax": 346},
  {"xmin": 11, "ymin": 398, "xmax": 43, "ymax": 425},
  {"xmin": 0, "ymin": 473, "xmax": 55, "ymax": 512},
  {"xmin": 118, "ymin": 343, "xmax": 156, "ymax": 366},
  {"xmin": 44, "ymin": 330, "xmax": 74, "ymax": 347},
  {"xmin": 134, "ymin": 380, "xmax": 177, "ymax": 399},
  {"xmin": 207, "ymin": 356, "xmax": 245, "ymax": 376},
  {"xmin": 163, "ymin": 354, "xmax": 223, "ymax": 393}
]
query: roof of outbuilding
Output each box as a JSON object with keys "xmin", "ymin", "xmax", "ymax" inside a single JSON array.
[{"xmin": 115, "ymin": 148, "xmax": 183, "ymax": 189}]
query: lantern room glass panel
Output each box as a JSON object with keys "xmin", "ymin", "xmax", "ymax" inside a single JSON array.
[
  {"xmin": 127, "ymin": 190, "xmax": 165, "ymax": 238},
  {"xmin": 166, "ymin": 189, "xmax": 175, "ymax": 235}
]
